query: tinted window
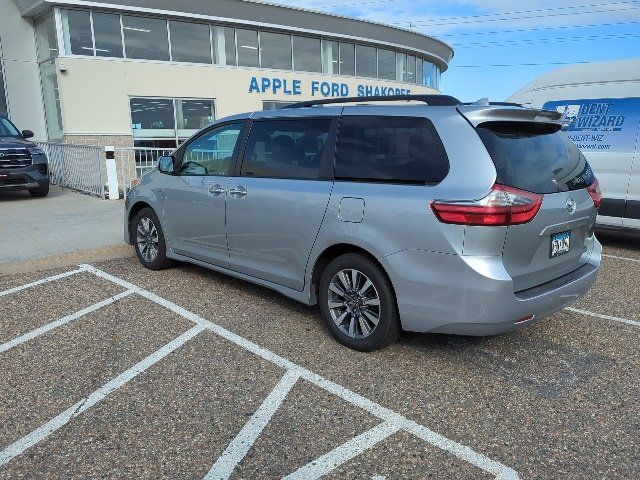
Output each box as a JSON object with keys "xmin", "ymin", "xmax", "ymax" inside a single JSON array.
[
  {"xmin": 122, "ymin": 16, "xmax": 169, "ymax": 61},
  {"xmin": 356, "ymin": 45, "xmax": 376, "ymax": 78},
  {"xmin": 293, "ymin": 36, "xmax": 321, "ymax": 73},
  {"xmin": 212, "ymin": 26, "xmax": 236, "ymax": 66},
  {"xmin": 377, "ymin": 49, "xmax": 395, "ymax": 80},
  {"xmin": 241, "ymin": 119, "xmax": 332, "ymax": 179},
  {"xmin": 93, "ymin": 12, "xmax": 124, "ymax": 58},
  {"xmin": 130, "ymin": 98, "xmax": 175, "ymax": 139},
  {"xmin": 176, "ymin": 99, "xmax": 215, "ymax": 137},
  {"xmin": 260, "ymin": 32, "xmax": 292, "ymax": 70},
  {"xmin": 335, "ymin": 116, "xmax": 449, "ymax": 184},
  {"xmin": 477, "ymin": 122, "xmax": 595, "ymax": 194},
  {"xmin": 339, "ymin": 42, "xmax": 355, "ymax": 76},
  {"xmin": 0, "ymin": 63, "xmax": 7, "ymax": 117},
  {"xmin": 0, "ymin": 117, "xmax": 20, "ymax": 137},
  {"xmin": 61, "ymin": 10, "xmax": 93, "ymax": 55},
  {"xmin": 237, "ymin": 29, "xmax": 259, "ymax": 67},
  {"xmin": 169, "ymin": 21, "xmax": 211, "ymax": 63},
  {"xmin": 180, "ymin": 123, "xmax": 243, "ymax": 176}
]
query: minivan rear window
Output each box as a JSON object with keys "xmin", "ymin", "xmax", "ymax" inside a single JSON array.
[
  {"xmin": 335, "ymin": 116, "xmax": 449, "ymax": 184},
  {"xmin": 476, "ymin": 122, "xmax": 595, "ymax": 194}
]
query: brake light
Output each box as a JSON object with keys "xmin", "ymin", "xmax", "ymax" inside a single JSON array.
[
  {"xmin": 430, "ymin": 184, "xmax": 542, "ymax": 226},
  {"xmin": 587, "ymin": 178, "xmax": 602, "ymax": 209}
]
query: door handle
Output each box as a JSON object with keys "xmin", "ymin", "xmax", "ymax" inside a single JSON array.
[
  {"xmin": 229, "ymin": 185, "xmax": 247, "ymax": 198},
  {"xmin": 208, "ymin": 184, "xmax": 226, "ymax": 196}
]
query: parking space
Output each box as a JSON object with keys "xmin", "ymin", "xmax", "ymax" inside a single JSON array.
[{"xmin": 0, "ymin": 236, "xmax": 638, "ymax": 479}]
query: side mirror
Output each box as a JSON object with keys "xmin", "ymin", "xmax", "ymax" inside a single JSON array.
[
  {"xmin": 22, "ymin": 130, "xmax": 34, "ymax": 139},
  {"xmin": 158, "ymin": 155, "xmax": 175, "ymax": 174}
]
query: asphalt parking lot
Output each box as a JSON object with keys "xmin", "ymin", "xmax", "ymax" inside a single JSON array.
[{"xmin": 0, "ymin": 232, "xmax": 638, "ymax": 479}]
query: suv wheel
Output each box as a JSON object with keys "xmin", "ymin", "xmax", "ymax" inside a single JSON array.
[
  {"xmin": 132, "ymin": 208, "xmax": 173, "ymax": 270},
  {"xmin": 28, "ymin": 181, "xmax": 49, "ymax": 198},
  {"xmin": 319, "ymin": 253, "xmax": 399, "ymax": 351}
]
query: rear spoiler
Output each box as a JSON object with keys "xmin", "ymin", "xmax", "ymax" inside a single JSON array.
[{"xmin": 457, "ymin": 105, "xmax": 563, "ymax": 128}]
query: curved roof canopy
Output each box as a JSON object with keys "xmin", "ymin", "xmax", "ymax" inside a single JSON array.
[{"xmin": 15, "ymin": 0, "xmax": 454, "ymax": 71}]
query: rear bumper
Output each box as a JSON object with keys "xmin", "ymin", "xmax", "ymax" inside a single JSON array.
[{"xmin": 380, "ymin": 238, "xmax": 601, "ymax": 335}]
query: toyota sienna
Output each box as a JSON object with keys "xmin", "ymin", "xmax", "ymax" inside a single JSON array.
[{"xmin": 124, "ymin": 95, "xmax": 602, "ymax": 351}]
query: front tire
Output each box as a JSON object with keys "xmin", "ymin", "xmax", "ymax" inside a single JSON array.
[
  {"xmin": 132, "ymin": 207, "xmax": 173, "ymax": 270},
  {"xmin": 319, "ymin": 253, "xmax": 399, "ymax": 352},
  {"xmin": 28, "ymin": 182, "xmax": 49, "ymax": 198}
]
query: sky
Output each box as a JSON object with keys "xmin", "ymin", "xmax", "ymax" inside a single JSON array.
[{"xmin": 270, "ymin": 0, "xmax": 640, "ymax": 101}]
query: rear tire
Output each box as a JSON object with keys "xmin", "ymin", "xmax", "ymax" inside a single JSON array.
[
  {"xmin": 28, "ymin": 182, "xmax": 49, "ymax": 198},
  {"xmin": 132, "ymin": 207, "xmax": 173, "ymax": 270},
  {"xmin": 319, "ymin": 253, "xmax": 399, "ymax": 351}
]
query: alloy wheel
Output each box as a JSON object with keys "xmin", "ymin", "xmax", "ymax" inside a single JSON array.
[
  {"xmin": 136, "ymin": 217, "xmax": 159, "ymax": 263},
  {"xmin": 327, "ymin": 269, "xmax": 381, "ymax": 339}
]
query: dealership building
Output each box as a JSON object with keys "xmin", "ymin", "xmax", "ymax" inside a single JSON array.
[{"xmin": 0, "ymin": 0, "xmax": 454, "ymax": 150}]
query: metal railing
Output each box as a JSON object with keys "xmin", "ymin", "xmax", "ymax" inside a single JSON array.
[
  {"xmin": 37, "ymin": 142, "xmax": 105, "ymax": 198},
  {"xmin": 116, "ymin": 147, "xmax": 234, "ymax": 199},
  {"xmin": 116, "ymin": 147, "xmax": 173, "ymax": 198}
]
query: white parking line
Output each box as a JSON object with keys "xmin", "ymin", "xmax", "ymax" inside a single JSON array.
[
  {"xmin": 0, "ymin": 290, "xmax": 135, "ymax": 354},
  {"xmin": 81, "ymin": 265, "xmax": 519, "ymax": 480},
  {"xmin": 0, "ymin": 324, "xmax": 205, "ymax": 467},
  {"xmin": 565, "ymin": 307, "xmax": 640, "ymax": 328},
  {"xmin": 205, "ymin": 370, "xmax": 300, "ymax": 480},
  {"xmin": 283, "ymin": 422, "xmax": 400, "ymax": 480},
  {"xmin": 0, "ymin": 267, "xmax": 86, "ymax": 298},
  {"xmin": 602, "ymin": 253, "xmax": 640, "ymax": 263}
]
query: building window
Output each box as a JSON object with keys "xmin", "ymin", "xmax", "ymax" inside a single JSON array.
[
  {"xmin": 321, "ymin": 40, "xmax": 338, "ymax": 75},
  {"xmin": 40, "ymin": 61, "xmax": 63, "ymax": 141},
  {"xmin": 416, "ymin": 59, "xmax": 423, "ymax": 86},
  {"xmin": 122, "ymin": 15, "xmax": 169, "ymax": 61},
  {"xmin": 293, "ymin": 36, "xmax": 321, "ymax": 73},
  {"xmin": 93, "ymin": 12, "xmax": 124, "ymax": 57},
  {"xmin": 395, "ymin": 53, "xmax": 406, "ymax": 82},
  {"xmin": 0, "ymin": 60, "xmax": 8, "ymax": 117},
  {"xmin": 169, "ymin": 21, "xmax": 211, "ymax": 64},
  {"xmin": 130, "ymin": 97, "xmax": 215, "ymax": 146},
  {"xmin": 356, "ymin": 45, "xmax": 376, "ymax": 78},
  {"xmin": 176, "ymin": 99, "xmax": 215, "ymax": 137},
  {"xmin": 406, "ymin": 55, "xmax": 416, "ymax": 83},
  {"xmin": 378, "ymin": 49, "xmax": 396, "ymax": 80},
  {"xmin": 339, "ymin": 42, "xmax": 355, "ymax": 76},
  {"xmin": 260, "ymin": 32, "xmax": 292, "ymax": 70},
  {"xmin": 423, "ymin": 61, "xmax": 440, "ymax": 89},
  {"xmin": 236, "ymin": 28, "xmax": 259, "ymax": 67},
  {"xmin": 212, "ymin": 26, "xmax": 236, "ymax": 66},
  {"xmin": 61, "ymin": 10, "xmax": 93, "ymax": 56},
  {"xmin": 35, "ymin": 12, "xmax": 59, "ymax": 62}
]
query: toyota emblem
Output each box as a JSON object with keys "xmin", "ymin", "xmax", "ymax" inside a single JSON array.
[{"xmin": 566, "ymin": 198, "xmax": 577, "ymax": 215}]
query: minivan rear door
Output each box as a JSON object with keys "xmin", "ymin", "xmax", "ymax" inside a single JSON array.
[
  {"xmin": 471, "ymin": 117, "xmax": 599, "ymax": 291},
  {"xmin": 225, "ymin": 116, "xmax": 337, "ymax": 291}
]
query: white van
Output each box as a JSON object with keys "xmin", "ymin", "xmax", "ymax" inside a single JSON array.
[{"xmin": 509, "ymin": 59, "xmax": 640, "ymax": 231}]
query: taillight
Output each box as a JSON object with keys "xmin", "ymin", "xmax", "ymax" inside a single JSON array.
[
  {"xmin": 587, "ymin": 178, "xmax": 602, "ymax": 209},
  {"xmin": 430, "ymin": 184, "xmax": 542, "ymax": 226}
]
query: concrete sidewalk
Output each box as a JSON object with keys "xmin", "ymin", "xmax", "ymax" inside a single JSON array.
[{"xmin": 0, "ymin": 187, "xmax": 127, "ymax": 266}]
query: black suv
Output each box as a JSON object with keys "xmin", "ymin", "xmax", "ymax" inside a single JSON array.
[{"xmin": 0, "ymin": 115, "xmax": 49, "ymax": 197}]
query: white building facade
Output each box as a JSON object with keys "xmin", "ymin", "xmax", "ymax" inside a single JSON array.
[{"xmin": 0, "ymin": 0, "xmax": 454, "ymax": 151}]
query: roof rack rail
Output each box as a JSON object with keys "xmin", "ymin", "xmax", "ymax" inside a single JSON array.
[
  {"xmin": 280, "ymin": 94, "xmax": 461, "ymax": 109},
  {"xmin": 461, "ymin": 101, "xmax": 524, "ymax": 107}
]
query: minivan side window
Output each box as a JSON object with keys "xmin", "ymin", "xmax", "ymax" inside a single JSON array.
[
  {"xmin": 241, "ymin": 119, "xmax": 332, "ymax": 180},
  {"xmin": 180, "ymin": 123, "xmax": 243, "ymax": 176},
  {"xmin": 335, "ymin": 116, "xmax": 449, "ymax": 184}
]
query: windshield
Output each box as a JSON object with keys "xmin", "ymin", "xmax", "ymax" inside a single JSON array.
[
  {"xmin": 477, "ymin": 121, "xmax": 595, "ymax": 194},
  {"xmin": 0, "ymin": 117, "xmax": 21, "ymax": 137}
]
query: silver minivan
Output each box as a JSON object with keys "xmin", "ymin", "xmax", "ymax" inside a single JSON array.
[{"xmin": 124, "ymin": 95, "xmax": 602, "ymax": 351}]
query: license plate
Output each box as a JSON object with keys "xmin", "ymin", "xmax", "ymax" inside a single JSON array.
[{"xmin": 551, "ymin": 231, "xmax": 571, "ymax": 258}]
